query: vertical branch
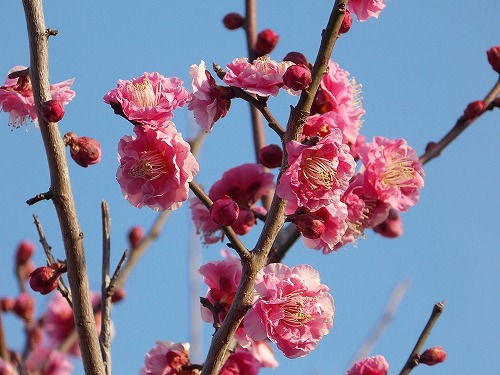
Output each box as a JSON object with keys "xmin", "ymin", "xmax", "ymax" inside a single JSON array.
[
  {"xmin": 21, "ymin": 0, "xmax": 105, "ymax": 373},
  {"xmin": 0, "ymin": 312, "xmax": 9, "ymax": 362},
  {"xmin": 100, "ymin": 201, "xmax": 112, "ymax": 375}
]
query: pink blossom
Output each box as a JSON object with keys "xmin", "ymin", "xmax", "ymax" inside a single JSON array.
[
  {"xmin": 139, "ymin": 341, "xmax": 195, "ymax": 375},
  {"xmin": 245, "ymin": 264, "xmax": 334, "ymax": 358},
  {"xmin": 247, "ymin": 340, "xmax": 279, "ymax": 369},
  {"xmin": 359, "ymin": 137, "xmax": 424, "ymax": 212},
  {"xmin": 219, "ymin": 348, "xmax": 261, "ymax": 375},
  {"xmin": 190, "ymin": 197, "xmax": 224, "ymax": 244},
  {"xmin": 372, "ymin": 208, "xmax": 403, "ymax": 238},
  {"xmin": 26, "ymin": 345, "xmax": 73, "ymax": 375},
  {"xmin": 117, "ymin": 125, "xmax": 199, "ymax": 211},
  {"xmin": 0, "ymin": 358, "xmax": 15, "ymax": 375},
  {"xmin": 223, "ymin": 56, "xmax": 294, "ymax": 97},
  {"xmin": 0, "ymin": 66, "xmax": 75, "ymax": 127},
  {"xmin": 188, "ymin": 61, "xmax": 233, "ymax": 132},
  {"xmin": 347, "ymin": 355, "xmax": 389, "ymax": 375},
  {"xmin": 348, "ymin": 0, "xmax": 387, "ymax": 22},
  {"xmin": 277, "ymin": 130, "xmax": 356, "ymax": 214},
  {"xmin": 302, "ymin": 110, "xmax": 361, "ymax": 146},
  {"xmin": 103, "ymin": 72, "xmax": 191, "ymax": 127}
]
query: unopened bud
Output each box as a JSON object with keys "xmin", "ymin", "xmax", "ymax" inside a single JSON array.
[
  {"xmin": 486, "ymin": 46, "xmax": 500, "ymax": 74},
  {"xmin": 372, "ymin": 209, "xmax": 403, "ymax": 238},
  {"xmin": 339, "ymin": 9, "xmax": 352, "ymax": 34},
  {"xmin": 258, "ymin": 144, "xmax": 283, "ymax": 168},
  {"xmin": 16, "ymin": 240, "xmax": 35, "ymax": 266},
  {"xmin": 63, "ymin": 132, "xmax": 102, "ymax": 168},
  {"xmin": 29, "ymin": 263, "xmax": 66, "ymax": 295},
  {"xmin": 419, "ymin": 346, "xmax": 446, "ymax": 366},
  {"xmin": 111, "ymin": 289, "xmax": 126, "ymax": 303},
  {"xmin": 294, "ymin": 215, "xmax": 326, "ymax": 239},
  {"xmin": 210, "ymin": 195, "xmax": 240, "ymax": 226},
  {"xmin": 0, "ymin": 297, "xmax": 15, "ymax": 312},
  {"xmin": 283, "ymin": 51, "xmax": 309, "ymax": 66},
  {"xmin": 255, "ymin": 29, "xmax": 279, "ymax": 56},
  {"xmin": 463, "ymin": 100, "xmax": 485, "ymax": 120},
  {"xmin": 13, "ymin": 292, "xmax": 35, "ymax": 322},
  {"xmin": 40, "ymin": 99, "xmax": 65, "ymax": 122},
  {"xmin": 222, "ymin": 13, "xmax": 244, "ymax": 30},
  {"xmin": 283, "ymin": 64, "xmax": 312, "ymax": 91},
  {"xmin": 128, "ymin": 226, "xmax": 144, "ymax": 249}
]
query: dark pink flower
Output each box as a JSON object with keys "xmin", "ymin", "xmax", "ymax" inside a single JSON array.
[
  {"xmin": 103, "ymin": 72, "xmax": 191, "ymax": 127},
  {"xmin": 210, "ymin": 196, "xmax": 240, "ymax": 226},
  {"xmin": 139, "ymin": 341, "xmax": 194, "ymax": 375},
  {"xmin": 188, "ymin": 61, "xmax": 233, "ymax": 132},
  {"xmin": 340, "ymin": 9, "xmax": 353, "ymax": 34},
  {"xmin": 258, "ymin": 144, "xmax": 283, "ymax": 168},
  {"xmin": 40, "ymin": 99, "xmax": 65, "ymax": 123},
  {"xmin": 359, "ymin": 137, "xmax": 424, "ymax": 212},
  {"xmin": 348, "ymin": 0, "xmax": 387, "ymax": 22},
  {"xmin": 420, "ymin": 346, "xmax": 447, "ymax": 366},
  {"xmin": 347, "ymin": 355, "xmax": 389, "ymax": 375},
  {"xmin": 283, "ymin": 51, "xmax": 310, "ymax": 66},
  {"xmin": 372, "ymin": 208, "xmax": 403, "ymax": 238},
  {"xmin": 219, "ymin": 348, "xmax": 261, "ymax": 375},
  {"xmin": 277, "ymin": 130, "xmax": 356, "ymax": 214},
  {"xmin": 26, "ymin": 345, "xmax": 73, "ymax": 375},
  {"xmin": 283, "ymin": 64, "xmax": 312, "ymax": 91},
  {"xmin": 117, "ymin": 125, "xmax": 198, "ymax": 211},
  {"xmin": 245, "ymin": 264, "xmax": 334, "ymax": 358}
]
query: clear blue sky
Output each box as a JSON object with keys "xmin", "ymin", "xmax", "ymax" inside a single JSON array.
[{"xmin": 1, "ymin": 1, "xmax": 499, "ymax": 374}]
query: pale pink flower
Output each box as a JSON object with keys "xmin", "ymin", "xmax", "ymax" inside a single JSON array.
[
  {"xmin": 139, "ymin": 341, "xmax": 196, "ymax": 375},
  {"xmin": 248, "ymin": 340, "xmax": 279, "ymax": 369},
  {"xmin": 188, "ymin": 61, "xmax": 233, "ymax": 132},
  {"xmin": 359, "ymin": 137, "xmax": 424, "ymax": 212},
  {"xmin": 277, "ymin": 129, "xmax": 356, "ymax": 214},
  {"xmin": 0, "ymin": 65, "xmax": 75, "ymax": 127},
  {"xmin": 347, "ymin": 355, "xmax": 389, "ymax": 375},
  {"xmin": 223, "ymin": 56, "xmax": 294, "ymax": 97},
  {"xmin": 348, "ymin": 0, "xmax": 387, "ymax": 22},
  {"xmin": 245, "ymin": 264, "xmax": 334, "ymax": 358},
  {"xmin": 117, "ymin": 125, "xmax": 199, "ymax": 211},
  {"xmin": 26, "ymin": 345, "xmax": 73, "ymax": 375},
  {"xmin": 0, "ymin": 358, "xmax": 15, "ymax": 375},
  {"xmin": 190, "ymin": 197, "xmax": 224, "ymax": 244},
  {"xmin": 302, "ymin": 110, "xmax": 361, "ymax": 146},
  {"xmin": 103, "ymin": 72, "xmax": 191, "ymax": 127},
  {"xmin": 219, "ymin": 348, "xmax": 261, "ymax": 375}
]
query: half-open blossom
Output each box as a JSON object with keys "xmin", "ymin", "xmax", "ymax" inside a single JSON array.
[
  {"xmin": 245, "ymin": 264, "xmax": 334, "ymax": 358},
  {"xmin": 139, "ymin": 341, "xmax": 195, "ymax": 375},
  {"xmin": 359, "ymin": 137, "xmax": 424, "ymax": 212},
  {"xmin": 348, "ymin": 0, "xmax": 386, "ymax": 22},
  {"xmin": 277, "ymin": 129, "xmax": 356, "ymax": 214},
  {"xmin": 224, "ymin": 56, "xmax": 293, "ymax": 97},
  {"xmin": 117, "ymin": 125, "xmax": 199, "ymax": 211},
  {"xmin": 0, "ymin": 66, "xmax": 75, "ymax": 127},
  {"xmin": 347, "ymin": 355, "xmax": 389, "ymax": 375},
  {"xmin": 103, "ymin": 72, "xmax": 191, "ymax": 127},
  {"xmin": 188, "ymin": 61, "xmax": 233, "ymax": 132},
  {"xmin": 26, "ymin": 346, "xmax": 73, "ymax": 375}
]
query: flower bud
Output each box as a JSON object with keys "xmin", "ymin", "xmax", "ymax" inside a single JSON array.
[
  {"xmin": 111, "ymin": 289, "xmax": 126, "ymax": 303},
  {"xmin": 0, "ymin": 297, "xmax": 15, "ymax": 312},
  {"xmin": 40, "ymin": 99, "xmax": 65, "ymax": 122},
  {"xmin": 463, "ymin": 100, "xmax": 485, "ymax": 120},
  {"xmin": 283, "ymin": 51, "xmax": 309, "ymax": 66},
  {"xmin": 128, "ymin": 226, "xmax": 144, "ymax": 249},
  {"xmin": 16, "ymin": 240, "xmax": 35, "ymax": 266},
  {"xmin": 210, "ymin": 196, "xmax": 239, "ymax": 226},
  {"xmin": 13, "ymin": 292, "xmax": 35, "ymax": 322},
  {"xmin": 424, "ymin": 141, "xmax": 440, "ymax": 157},
  {"xmin": 63, "ymin": 132, "xmax": 102, "ymax": 168},
  {"xmin": 486, "ymin": 46, "xmax": 500, "ymax": 73},
  {"xmin": 283, "ymin": 64, "xmax": 312, "ymax": 91},
  {"xmin": 255, "ymin": 29, "xmax": 279, "ymax": 56},
  {"xmin": 294, "ymin": 214, "xmax": 326, "ymax": 239},
  {"xmin": 258, "ymin": 144, "xmax": 283, "ymax": 168},
  {"xmin": 372, "ymin": 209, "xmax": 403, "ymax": 238},
  {"xmin": 419, "ymin": 346, "xmax": 447, "ymax": 366},
  {"xmin": 222, "ymin": 13, "xmax": 244, "ymax": 30},
  {"xmin": 339, "ymin": 9, "xmax": 352, "ymax": 34},
  {"xmin": 29, "ymin": 263, "xmax": 66, "ymax": 295}
]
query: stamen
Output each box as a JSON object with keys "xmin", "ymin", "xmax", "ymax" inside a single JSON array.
[
  {"xmin": 302, "ymin": 156, "xmax": 339, "ymax": 190},
  {"xmin": 281, "ymin": 297, "xmax": 311, "ymax": 327},
  {"xmin": 382, "ymin": 155, "xmax": 415, "ymax": 187},
  {"xmin": 128, "ymin": 150, "xmax": 168, "ymax": 180},
  {"xmin": 127, "ymin": 75, "xmax": 159, "ymax": 108}
]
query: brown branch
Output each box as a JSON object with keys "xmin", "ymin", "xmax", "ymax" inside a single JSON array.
[
  {"xmin": 100, "ymin": 201, "xmax": 112, "ymax": 375},
  {"xmin": 21, "ymin": 1, "xmax": 105, "ymax": 373},
  {"xmin": 0, "ymin": 311, "xmax": 8, "ymax": 362},
  {"xmin": 26, "ymin": 191, "xmax": 52, "ymax": 205},
  {"xmin": 399, "ymin": 301, "xmax": 445, "ymax": 375},
  {"xmin": 106, "ymin": 250, "xmax": 128, "ymax": 298}
]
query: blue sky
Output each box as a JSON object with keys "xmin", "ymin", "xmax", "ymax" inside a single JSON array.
[{"xmin": 1, "ymin": 1, "xmax": 499, "ymax": 374}]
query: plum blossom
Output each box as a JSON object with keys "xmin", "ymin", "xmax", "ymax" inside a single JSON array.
[
  {"xmin": 188, "ymin": 60, "xmax": 233, "ymax": 132},
  {"xmin": 25, "ymin": 345, "xmax": 73, "ymax": 375},
  {"xmin": 139, "ymin": 341, "xmax": 197, "ymax": 375},
  {"xmin": 348, "ymin": 0, "xmax": 387, "ymax": 22},
  {"xmin": 219, "ymin": 348, "xmax": 261, "ymax": 375},
  {"xmin": 372, "ymin": 208, "xmax": 403, "ymax": 238},
  {"xmin": 359, "ymin": 137, "xmax": 424, "ymax": 212},
  {"xmin": 347, "ymin": 355, "xmax": 389, "ymax": 375},
  {"xmin": 0, "ymin": 65, "xmax": 75, "ymax": 128},
  {"xmin": 117, "ymin": 125, "xmax": 199, "ymax": 211},
  {"xmin": 245, "ymin": 264, "xmax": 334, "ymax": 358},
  {"xmin": 276, "ymin": 129, "xmax": 356, "ymax": 214},
  {"xmin": 103, "ymin": 72, "xmax": 191, "ymax": 127},
  {"xmin": 302, "ymin": 110, "xmax": 361, "ymax": 147},
  {"xmin": 223, "ymin": 56, "xmax": 294, "ymax": 97}
]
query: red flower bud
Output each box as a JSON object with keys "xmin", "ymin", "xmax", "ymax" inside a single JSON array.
[
  {"xmin": 283, "ymin": 64, "xmax": 312, "ymax": 91},
  {"xmin": 29, "ymin": 263, "xmax": 66, "ymax": 295},
  {"xmin": 258, "ymin": 144, "xmax": 283, "ymax": 168},
  {"xmin": 255, "ymin": 29, "xmax": 279, "ymax": 56},
  {"xmin": 40, "ymin": 99, "xmax": 65, "ymax": 122},
  {"xmin": 486, "ymin": 46, "xmax": 500, "ymax": 73},
  {"xmin": 16, "ymin": 240, "xmax": 35, "ymax": 266},
  {"xmin": 222, "ymin": 13, "xmax": 244, "ymax": 30},
  {"xmin": 0, "ymin": 297, "xmax": 15, "ymax": 312},
  {"xmin": 210, "ymin": 195, "xmax": 240, "ymax": 226},
  {"xmin": 111, "ymin": 289, "xmax": 127, "ymax": 303},
  {"xmin": 339, "ymin": 9, "xmax": 352, "ymax": 34},
  {"xmin": 63, "ymin": 132, "xmax": 102, "ymax": 167},
  {"xmin": 283, "ymin": 51, "xmax": 310, "ymax": 66},
  {"xmin": 13, "ymin": 292, "xmax": 35, "ymax": 322},
  {"xmin": 128, "ymin": 226, "xmax": 144, "ymax": 249},
  {"xmin": 463, "ymin": 100, "xmax": 485, "ymax": 120},
  {"xmin": 419, "ymin": 346, "xmax": 447, "ymax": 366},
  {"xmin": 294, "ymin": 215, "xmax": 326, "ymax": 239},
  {"xmin": 372, "ymin": 209, "xmax": 403, "ymax": 238}
]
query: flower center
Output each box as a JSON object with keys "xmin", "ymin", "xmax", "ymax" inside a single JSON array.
[
  {"xmin": 127, "ymin": 75, "xmax": 159, "ymax": 108},
  {"xmin": 302, "ymin": 156, "xmax": 339, "ymax": 190},
  {"xmin": 128, "ymin": 150, "xmax": 168, "ymax": 180},
  {"xmin": 281, "ymin": 295, "xmax": 311, "ymax": 327},
  {"xmin": 382, "ymin": 155, "xmax": 415, "ymax": 187}
]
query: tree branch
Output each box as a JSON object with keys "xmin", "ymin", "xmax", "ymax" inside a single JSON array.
[{"xmin": 100, "ymin": 201, "xmax": 112, "ymax": 375}]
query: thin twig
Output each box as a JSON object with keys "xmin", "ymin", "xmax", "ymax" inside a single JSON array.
[
  {"xmin": 100, "ymin": 201, "xmax": 112, "ymax": 375},
  {"xmin": 26, "ymin": 191, "xmax": 53, "ymax": 205},
  {"xmin": 106, "ymin": 250, "xmax": 128, "ymax": 298}
]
